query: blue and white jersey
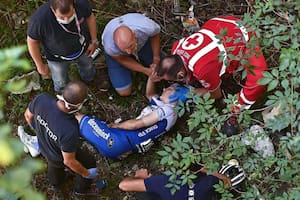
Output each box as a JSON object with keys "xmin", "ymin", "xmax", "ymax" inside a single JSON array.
[{"xmin": 78, "ymin": 96, "xmax": 177, "ymax": 159}]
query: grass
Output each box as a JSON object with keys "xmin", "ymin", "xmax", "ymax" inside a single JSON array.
[{"xmin": 2, "ymin": 0, "xmax": 254, "ymax": 199}]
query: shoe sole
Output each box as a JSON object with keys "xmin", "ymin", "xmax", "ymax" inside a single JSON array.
[
  {"xmin": 18, "ymin": 126, "xmax": 40, "ymax": 157},
  {"xmin": 99, "ymin": 88, "xmax": 109, "ymax": 92},
  {"xmin": 73, "ymin": 192, "xmax": 101, "ymax": 197}
]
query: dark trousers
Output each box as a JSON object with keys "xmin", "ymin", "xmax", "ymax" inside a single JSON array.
[
  {"xmin": 47, "ymin": 146, "xmax": 96, "ymax": 192},
  {"xmin": 135, "ymin": 192, "xmax": 162, "ymax": 200}
]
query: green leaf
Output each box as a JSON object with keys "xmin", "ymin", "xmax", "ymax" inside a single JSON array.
[
  {"xmin": 157, "ymin": 151, "xmax": 168, "ymax": 157},
  {"xmin": 281, "ymin": 79, "xmax": 289, "ymax": 89},
  {"xmin": 164, "ymin": 146, "xmax": 172, "ymax": 152},
  {"xmin": 258, "ymin": 77, "xmax": 272, "ymax": 85},
  {"xmin": 273, "ymin": 39, "xmax": 281, "ymax": 49},
  {"xmin": 220, "ymin": 28, "xmax": 228, "ymax": 36},
  {"xmin": 271, "ymin": 69, "xmax": 279, "ymax": 77},
  {"xmin": 262, "ymin": 71, "xmax": 273, "ymax": 78},
  {"xmin": 176, "ymin": 133, "xmax": 182, "ymax": 142},
  {"xmin": 172, "ymin": 151, "xmax": 179, "ymax": 159},
  {"xmin": 267, "ymin": 79, "xmax": 279, "ymax": 91}
]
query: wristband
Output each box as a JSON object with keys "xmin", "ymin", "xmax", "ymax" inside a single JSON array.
[{"xmin": 90, "ymin": 40, "xmax": 99, "ymax": 47}]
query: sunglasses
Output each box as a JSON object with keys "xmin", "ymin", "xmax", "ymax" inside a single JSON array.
[{"xmin": 56, "ymin": 94, "xmax": 87, "ymax": 110}]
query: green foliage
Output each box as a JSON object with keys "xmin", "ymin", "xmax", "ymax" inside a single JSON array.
[
  {"xmin": 0, "ymin": 46, "xmax": 45, "ymax": 200},
  {"xmin": 158, "ymin": 0, "xmax": 300, "ymax": 199}
]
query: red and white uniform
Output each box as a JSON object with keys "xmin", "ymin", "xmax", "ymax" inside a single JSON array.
[{"xmin": 172, "ymin": 16, "xmax": 267, "ymax": 109}]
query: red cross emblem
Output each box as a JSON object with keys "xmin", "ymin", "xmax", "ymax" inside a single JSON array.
[{"xmin": 182, "ymin": 33, "xmax": 204, "ymax": 50}]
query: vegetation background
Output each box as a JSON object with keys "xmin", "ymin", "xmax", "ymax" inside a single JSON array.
[{"xmin": 0, "ymin": 0, "xmax": 299, "ymax": 200}]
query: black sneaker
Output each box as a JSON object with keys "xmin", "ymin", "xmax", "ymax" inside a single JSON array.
[
  {"xmin": 74, "ymin": 184, "xmax": 102, "ymax": 197},
  {"xmin": 97, "ymin": 80, "xmax": 111, "ymax": 92},
  {"xmin": 93, "ymin": 179, "xmax": 107, "ymax": 190},
  {"xmin": 48, "ymin": 185, "xmax": 65, "ymax": 200},
  {"xmin": 94, "ymin": 68, "xmax": 111, "ymax": 92},
  {"xmin": 221, "ymin": 116, "xmax": 239, "ymax": 136}
]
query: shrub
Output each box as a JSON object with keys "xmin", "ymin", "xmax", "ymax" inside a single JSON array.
[
  {"xmin": 0, "ymin": 46, "xmax": 44, "ymax": 200},
  {"xmin": 157, "ymin": 1, "xmax": 300, "ymax": 199}
]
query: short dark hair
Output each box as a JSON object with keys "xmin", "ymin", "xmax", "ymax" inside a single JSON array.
[
  {"xmin": 155, "ymin": 55, "xmax": 185, "ymax": 80},
  {"xmin": 63, "ymin": 81, "xmax": 87, "ymax": 105},
  {"xmin": 50, "ymin": 0, "xmax": 74, "ymax": 14}
]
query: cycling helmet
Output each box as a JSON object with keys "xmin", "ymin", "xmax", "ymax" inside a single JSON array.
[{"xmin": 219, "ymin": 164, "xmax": 246, "ymax": 188}]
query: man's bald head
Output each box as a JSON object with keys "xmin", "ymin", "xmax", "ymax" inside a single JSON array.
[
  {"xmin": 63, "ymin": 80, "xmax": 88, "ymax": 105},
  {"xmin": 113, "ymin": 26, "xmax": 136, "ymax": 53}
]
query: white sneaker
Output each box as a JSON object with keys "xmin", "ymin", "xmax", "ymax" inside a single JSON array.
[
  {"xmin": 8, "ymin": 71, "xmax": 41, "ymax": 94},
  {"xmin": 17, "ymin": 126, "xmax": 40, "ymax": 157}
]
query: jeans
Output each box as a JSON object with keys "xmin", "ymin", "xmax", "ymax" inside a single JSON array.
[
  {"xmin": 104, "ymin": 39, "xmax": 162, "ymax": 91},
  {"xmin": 47, "ymin": 53, "xmax": 95, "ymax": 92},
  {"xmin": 46, "ymin": 146, "xmax": 96, "ymax": 192}
]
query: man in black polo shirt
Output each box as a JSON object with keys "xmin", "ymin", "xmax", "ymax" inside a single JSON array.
[
  {"xmin": 24, "ymin": 81, "xmax": 105, "ymax": 197},
  {"xmin": 27, "ymin": 0, "xmax": 99, "ymax": 93}
]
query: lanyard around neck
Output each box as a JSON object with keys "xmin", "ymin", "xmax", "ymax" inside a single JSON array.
[{"xmin": 58, "ymin": 12, "xmax": 82, "ymax": 37}]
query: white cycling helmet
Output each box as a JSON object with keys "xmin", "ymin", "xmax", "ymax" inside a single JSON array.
[{"xmin": 219, "ymin": 164, "xmax": 246, "ymax": 188}]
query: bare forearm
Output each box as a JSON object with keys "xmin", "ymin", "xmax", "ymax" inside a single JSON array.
[
  {"xmin": 111, "ymin": 119, "xmax": 143, "ymax": 130},
  {"xmin": 86, "ymin": 14, "xmax": 97, "ymax": 42},
  {"xmin": 27, "ymin": 36, "xmax": 44, "ymax": 68},
  {"xmin": 24, "ymin": 108, "xmax": 34, "ymax": 126},
  {"xmin": 198, "ymin": 167, "xmax": 231, "ymax": 187},
  {"xmin": 145, "ymin": 77, "xmax": 157, "ymax": 100},
  {"xmin": 27, "ymin": 36, "xmax": 51, "ymax": 78},
  {"xmin": 150, "ymin": 34, "xmax": 161, "ymax": 64},
  {"xmin": 64, "ymin": 159, "xmax": 89, "ymax": 177},
  {"xmin": 119, "ymin": 177, "xmax": 147, "ymax": 192}
]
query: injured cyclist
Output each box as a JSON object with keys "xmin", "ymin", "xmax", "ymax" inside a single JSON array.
[
  {"xmin": 76, "ymin": 78, "xmax": 186, "ymax": 159},
  {"xmin": 18, "ymin": 78, "xmax": 187, "ymax": 160}
]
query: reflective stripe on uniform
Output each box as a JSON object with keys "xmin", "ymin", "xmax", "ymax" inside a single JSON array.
[
  {"xmin": 172, "ymin": 38, "xmax": 186, "ymax": 54},
  {"xmin": 188, "ymin": 29, "xmax": 227, "ymax": 76},
  {"xmin": 239, "ymin": 89, "xmax": 256, "ymax": 109},
  {"xmin": 211, "ymin": 17, "xmax": 249, "ymax": 42}
]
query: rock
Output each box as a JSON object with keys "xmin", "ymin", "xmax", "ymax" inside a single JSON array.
[{"xmin": 242, "ymin": 125, "xmax": 275, "ymax": 158}]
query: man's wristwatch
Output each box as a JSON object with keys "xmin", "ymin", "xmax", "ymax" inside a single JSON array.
[{"xmin": 90, "ymin": 40, "xmax": 99, "ymax": 47}]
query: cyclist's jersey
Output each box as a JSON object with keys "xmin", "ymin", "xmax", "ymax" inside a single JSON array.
[{"xmin": 79, "ymin": 96, "xmax": 177, "ymax": 159}]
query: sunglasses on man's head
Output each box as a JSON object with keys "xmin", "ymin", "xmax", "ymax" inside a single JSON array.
[{"xmin": 56, "ymin": 94, "xmax": 87, "ymax": 109}]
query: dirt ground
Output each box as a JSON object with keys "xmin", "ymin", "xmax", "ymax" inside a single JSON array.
[{"xmin": 6, "ymin": 0, "xmax": 251, "ymax": 199}]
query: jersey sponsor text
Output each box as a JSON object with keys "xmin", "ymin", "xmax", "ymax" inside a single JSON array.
[
  {"xmin": 138, "ymin": 124, "xmax": 158, "ymax": 137},
  {"xmin": 88, "ymin": 119, "xmax": 110, "ymax": 140},
  {"xmin": 37, "ymin": 115, "xmax": 57, "ymax": 141}
]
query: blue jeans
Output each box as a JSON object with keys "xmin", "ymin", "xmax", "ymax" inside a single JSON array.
[
  {"xmin": 47, "ymin": 54, "xmax": 95, "ymax": 92},
  {"xmin": 104, "ymin": 39, "xmax": 162, "ymax": 91}
]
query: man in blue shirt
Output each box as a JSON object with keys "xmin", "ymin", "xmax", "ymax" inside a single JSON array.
[{"xmin": 119, "ymin": 164, "xmax": 245, "ymax": 200}]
